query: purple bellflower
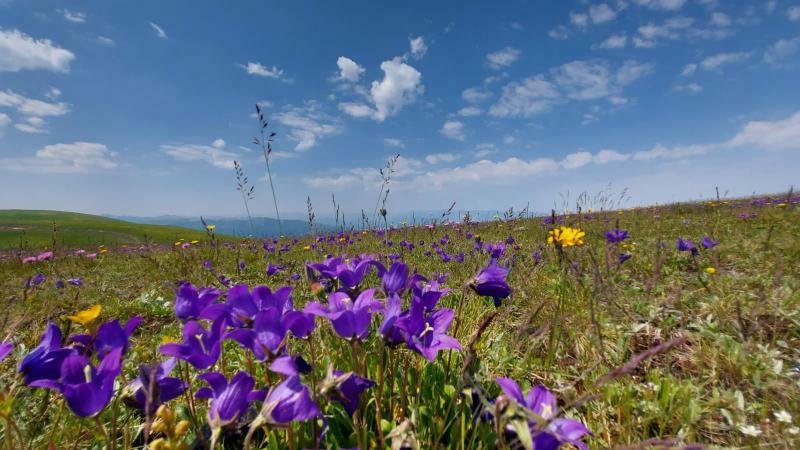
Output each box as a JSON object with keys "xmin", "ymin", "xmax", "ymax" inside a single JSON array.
[
  {"xmin": 395, "ymin": 299, "xmax": 461, "ymax": 362},
  {"xmin": 305, "ymin": 289, "xmax": 383, "ymax": 341},
  {"xmin": 470, "ymin": 261, "xmax": 512, "ymax": 307},
  {"xmin": 123, "ymin": 358, "xmax": 187, "ymax": 413},
  {"xmin": 196, "ymin": 371, "xmax": 264, "ymax": 430},
  {"xmin": 173, "ymin": 283, "xmax": 224, "ymax": 322},
  {"xmin": 18, "ymin": 322, "xmax": 74, "ymax": 385},
  {"xmin": 159, "ymin": 317, "xmax": 226, "ymax": 369}
]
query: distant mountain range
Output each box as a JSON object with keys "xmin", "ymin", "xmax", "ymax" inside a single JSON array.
[{"xmin": 109, "ymin": 215, "xmax": 330, "ymax": 238}]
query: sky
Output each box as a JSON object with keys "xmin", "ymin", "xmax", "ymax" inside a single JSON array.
[{"xmin": 1, "ymin": 0, "xmax": 799, "ymax": 219}]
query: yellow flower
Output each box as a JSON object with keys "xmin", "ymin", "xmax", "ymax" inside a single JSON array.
[
  {"xmin": 206, "ymin": 224, "xmax": 216, "ymax": 231},
  {"xmin": 99, "ymin": 249, "xmax": 108, "ymax": 254},
  {"xmin": 777, "ymin": 202, "xmax": 788, "ymax": 208},
  {"xmin": 547, "ymin": 226, "xmax": 586, "ymax": 247},
  {"xmin": 303, "ymin": 245, "xmax": 311, "ymax": 251},
  {"xmin": 68, "ymin": 305, "xmax": 102, "ymax": 326},
  {"xmin": 704, "ymin": 267, "xmax": 717, "ymax": 274},
  {"xmin": 190, "ymin": 240, "xmax": 199, "ymax": 244}
]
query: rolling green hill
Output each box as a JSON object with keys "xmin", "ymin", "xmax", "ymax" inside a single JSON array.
[{"xmin": 0, "ymin": 210, "xmax": 217, "ymax": 250}]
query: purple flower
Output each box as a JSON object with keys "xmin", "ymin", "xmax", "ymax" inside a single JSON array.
[
  {"xmin": 470, "ymin": 261, "xmax": 512, "ymax": 307},
  {"xmin": 677, "ymin": 237, "xmax": 699, "ymax": 256},
  {"xmin": 25, "ymin": 273, "xmax": 46, "ymax": 289},
  {"xmin": 174, "ymin": 283, "xmax": 224, "ymax": 322},
  {"xmin": 379, "ymin": 294, "xmax": 406, "ymax": 346},
  {"xmin": 618, "ymin": 253, "xmax": 632, "ymax": 264},
  {"xmin": 0, "ymin": 342, "xmax": 12, "ymax": 362},
  {"xmin": 306, "ymin": 255, "xmax": 385, "ymax": 292},
  {"xmin": 325, "ymin": 370, "xmax": 375, "ymax": 416},
  {"xmin": 67, "ymin": 277, "xmax": 83, "ymax": 287},
  {"xmin": 604, "ymin": 229, "xmax": 629, "ymax": 244},
  {"xmin": 381, "ymin": 261, "xmax": 410, "ymax": 296},
  {"xmin": 18, "ymin": 323, "xmax": 74, "ymax": 385},
  {"xmin": 259, "ymin": 375, "xmax": 320, "ymax": 425},
  {"xmin": 196, "ymin": 371, "xmax": 263, "ymax": 429},
  {"xmin": 701, "ymin": 236, "xmax": 719, "ymax": 249},
  {"xmin": 72, "ymin": 316, "xmax": 142, "ymax": 359},
  {"xmin": 225, "ymin": 306, "xmax": 310, "ymax": 361},
  {"xmin": 496, "ymin": 377, "xmax": 591, "ymax": 450},
  {"xmin": 532, "ymin": 251, "xmax": 543, "ymax": 264},
  {"xmin": 203, "ymin": 259, "xmax": 213, "ymax": 270},
  {"xmin": 269, "ymin": 355, "xmax": 312, "ymax": 377},
  {"xmin": 305, "ymin": 289, "xmax": 383, "ymax": 341},
  {"xmin": 31, "ymin": 348, "xmax": 123, "ymax": 418},
  {"xmin": 159, "ymin": 318, "xmax": 226, "ymax": 369},
  {"xmin": 225, "ymin": 283, "xmax": 293, "ymax": 328},
  {"xmin": 395, "ymin": 300, "xmax": 461, "ymax": 361},
  {"xmin": 266, "ymin": 263, "xmax": 284, "ymax": 276},
  {"xmin": 123, "ymin": 358, "xmax": 187, "ymax": 413}
]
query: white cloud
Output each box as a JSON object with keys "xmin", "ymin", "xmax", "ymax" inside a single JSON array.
[
  {"xmin": 589, "ymin": 4, "xmax": 617, "ymax": 24},
  {"xmin": 0, "ymin": 112, "xmax": 10, "ymax": 135},
  {"xmin": 241, "ymin": 62, "xmax": 285, "ymax": 79},
  {"xmin": 764, "ymin": 36, "xmax": 800, "ymax": 65},
  {"xmin": 62, "ymin": 10, "xmax": 87, "ymax": 23},
  {"xmin": 486, "ymin": 47, "xmax": 521, "ymax": 70},
  {"xmin": 338, "ymin": 102, "xmax": 374, "ymax": 118},
  {"xmin": 633, "ymin": 0, "xmax": 686, "ymax": 11},
  {"xmin": 593, "ymin": 149, "xmax": 630, "ymax": 163},
  {"xmin": 789, "ymin": 6, "xmax": 800, "ymax": 21},
  {"xmin": 674, "ymin": 82, "xmax": 703, "ymax": 93},
  {"xmin": 727, "ymin": 111, "xmax": 800, "ymax": 151},
  {"xmin": 45, "ymin": 87, "xmax": 61, "ymax": 100},
  {"xmin": 409, "ymin": 36, "xmax": 427, "ymax": 59},
  {"xmin": 616, "ymin": 60, "xmax": 656, "ymax": 85},
  {"xmin": 474, "ymin": 143, "xmax": 498, "ymax": 158},
  {"xmin": 699, "ymin": 51, "xmax": 752, "ymax": 70},
  {"xmin": 462, "ymin": 87, "xmax": 492, "ymax": 103},
  {"xmin": 340, "ymin": 57, "xmax": 423, "ymax": 122},
  {"xmin": 425, "ymin": 153, "xmax": 459, "ymax": 164},
  {"xmin": 548, "ymin": 26, "xmax": 570, "ymax": 40},
  {"xmin": 1, "ymin": 142, "xmax": 117, "ymax": 173},
  {"xmin": 383, "ymin": 138, "xmax": 404, "ymax": 148},
  {"xmin": 149, "ymin": 22, "xmax": 168, "ymax": 39},
  {"xmin": 552, "ymin": 61, "xmax": 614, "ymax": 100},
  {"xmin": 457, "ymin": 106, "xmax": 482, "ymax": 117},
  {"xmin": 710, "ymin": 12, "xmax": 731, "ymax": 27},
  {"xmin": 595, "ymin": 34, "xmax": 627, "ymax": 49},
  {"xmin": 336, "ymin": 56, "xmax": 365, "ymax": 82},
  {"xmin": 0, "ymin": 29, "xmax": 74, "ymax": 73},
  {"xmin": 302, "ymin": 156, "xmax": 423, "ymax": 190},
  {"xmin": 275, "ymin": 102, "xmax": 341, "ymax": 151},
  {"xmin": 570, "ymin": 12, "xmax": 589, "ymax": 28},
  {"xmin": 680, "ymin": 63, "xmax": 697, "ymax": 76},
  {"xmin": 97, "ymin": 36, "xmax": 115, "ymax": 46},
  {"xmin": 0, "ymin": 90, "xmax": 70, "ymax": 117},
  {"xmin": 440, "ymin": 120, "xmax": 465, "ymax": 141},
  {"xmin": 489, "ymin": 75, "xmax": 560, "ymax": 117},
  {"xmin": 14, "ymin": 116, "xmax": 47, "ymax": 134},
  {"xmin": 161, "ymin": 141, "xmax": 239, "ymax": 169}
]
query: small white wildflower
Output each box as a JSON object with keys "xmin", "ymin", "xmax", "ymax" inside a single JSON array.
[
  {"xmin": 738, "ymin": 424, "xmax": 762, "ymax": 437},
  {"xmin": 774, "ymin": 410, "xmax": 792, "ymax": 423},
  {"xmin": 787, "ymin": 426, "xmax": 799, "ymax": 435}
]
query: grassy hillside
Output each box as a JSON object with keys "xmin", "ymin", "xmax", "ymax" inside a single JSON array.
[
  {"xmin": 0, "ymin": 196, "xmax": 797, "ymax": 449},
  {"xmin": 0, "ymin": 210, "xmax": 215, "ymax": 249}
]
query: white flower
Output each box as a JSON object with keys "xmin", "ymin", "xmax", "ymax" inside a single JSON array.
[
  {"xmin": 774, "ymin": 410, "xmax": 792, "ymax": 423},
  {"xmin": 738, "ymin": 424, "xmax": 763, "ymax": 437},
  {"xmin": 787, "ymin": 426, "xmax": 799, "ymax": 435}
]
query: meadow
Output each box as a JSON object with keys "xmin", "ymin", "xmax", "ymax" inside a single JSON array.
[{"xmin": 0, "ymin": 193, "xmax": 798, "ymax": 449}]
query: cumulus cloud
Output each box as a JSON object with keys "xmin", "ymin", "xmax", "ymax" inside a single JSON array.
[
  {"xmin": 674, "ymin": 82, "xmax": 703, "ymax": 93},
  {"xmin": 0, "ymin": 29, "xmax": 74, "ymax": 73},
  {"xmin": 489, "ymin": 76, "xmax": 559, "ymax": 117},
  {"xmin": 0, "ymin": 90, "xmax": 70, "ymax": 117},
  {"xmin": 275, "ymin": 102, "xmax": 341, "ymax": 151},
  {"xmin": 789, "ymin": 6, "xmax": 800, "ymax": 21},
  {"xmin": 457, "ymin": 106, "xmax": 482, "ymax": 117},
  {"xmin": 461, "ymin": 87, "xmax": 492, "ymax": 103},
  {"xmin": 149, "ymin": 22, "xmax": 168, "ymax": 39},
  {"xmin": 338, "ymin": 57, "xmax": 423, "ymax": 122},
  {"xmin": 409, "ymin": 36, "xmax": 427, "ymax": 59},
  {"xmin": 632, "ymin": 0, "xmax": 686, "ymax": 11},
  {"xmin": 161, "ymin": 140, "xmax": 239, "ymax": 169},
  {"xmin": 1, "ymin": 142, "xmax": 117, "ymax": 173},
  {"xmin": 336, "ymin": 56, "xmax": 365, "ymax": 82},
  {"xmin": 14, "ymin": 116, "xmax": 47, "ymax": 134},
  {"xmin": 486, "ymin": 47, "xmax": 521, "ymax": 69},
  {"xmin": 699, "ymin": 51, "xmax": 752, "ymax": 70},
  {"xmin": 570, "ymin": 12, "xmax": 589, "ymax": 28},
  {"xmin": 548, "ymin": 26, "xmax": 570, "ymax": 40},
  {"xmin": 440, "ymin": 120, "xmax": 465, "ymax": 141},
  {"xmin": 727, "ymin": 111, "xmax": 800, "ymax": 150},
  {"xmin": 589, "ymin": 4, "xmax": 617, "ymax": 24},
  {"xmin": 425, "ymin": 153, "xmax": 459, "ymax": 164},
  {"xmin": 241, "ymin": 62, "xmax": 285, "ymax": 79},
  {"xmin": 595, "ymin": 34, "xmax": 627, "ymax": 49},
  {"xmin": 97, "ymin": 36, "xmax": 115, "ymax": 46},
  {"xmin": 764, "ymin": 36, "xmax": 800, "ymax": 65},
  {"xmin": 62, "ymin": 10, "xmax": 87, "ymax": 23},
  {"xmin": 383, "ymin": 138, "xmax": 404, "ymax": 148}
]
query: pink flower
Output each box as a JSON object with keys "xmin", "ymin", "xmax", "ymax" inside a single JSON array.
[
  {"xmin": 37, "ymin": 251, "xmax": 53, "ymax": 261},
  {"xmin": 22, "ymin": 256, "xmax": 37, "ymax": 264}
]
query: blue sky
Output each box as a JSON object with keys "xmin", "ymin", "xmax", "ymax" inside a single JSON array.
[{"xmin": 1, "ymin": 0, "xmax": 799, "ymax": 219}]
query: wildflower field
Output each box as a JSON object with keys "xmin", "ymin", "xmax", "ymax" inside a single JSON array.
[{"xmin": 0, "ymin": 195, "xmax": 798, "ymax": 449}]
